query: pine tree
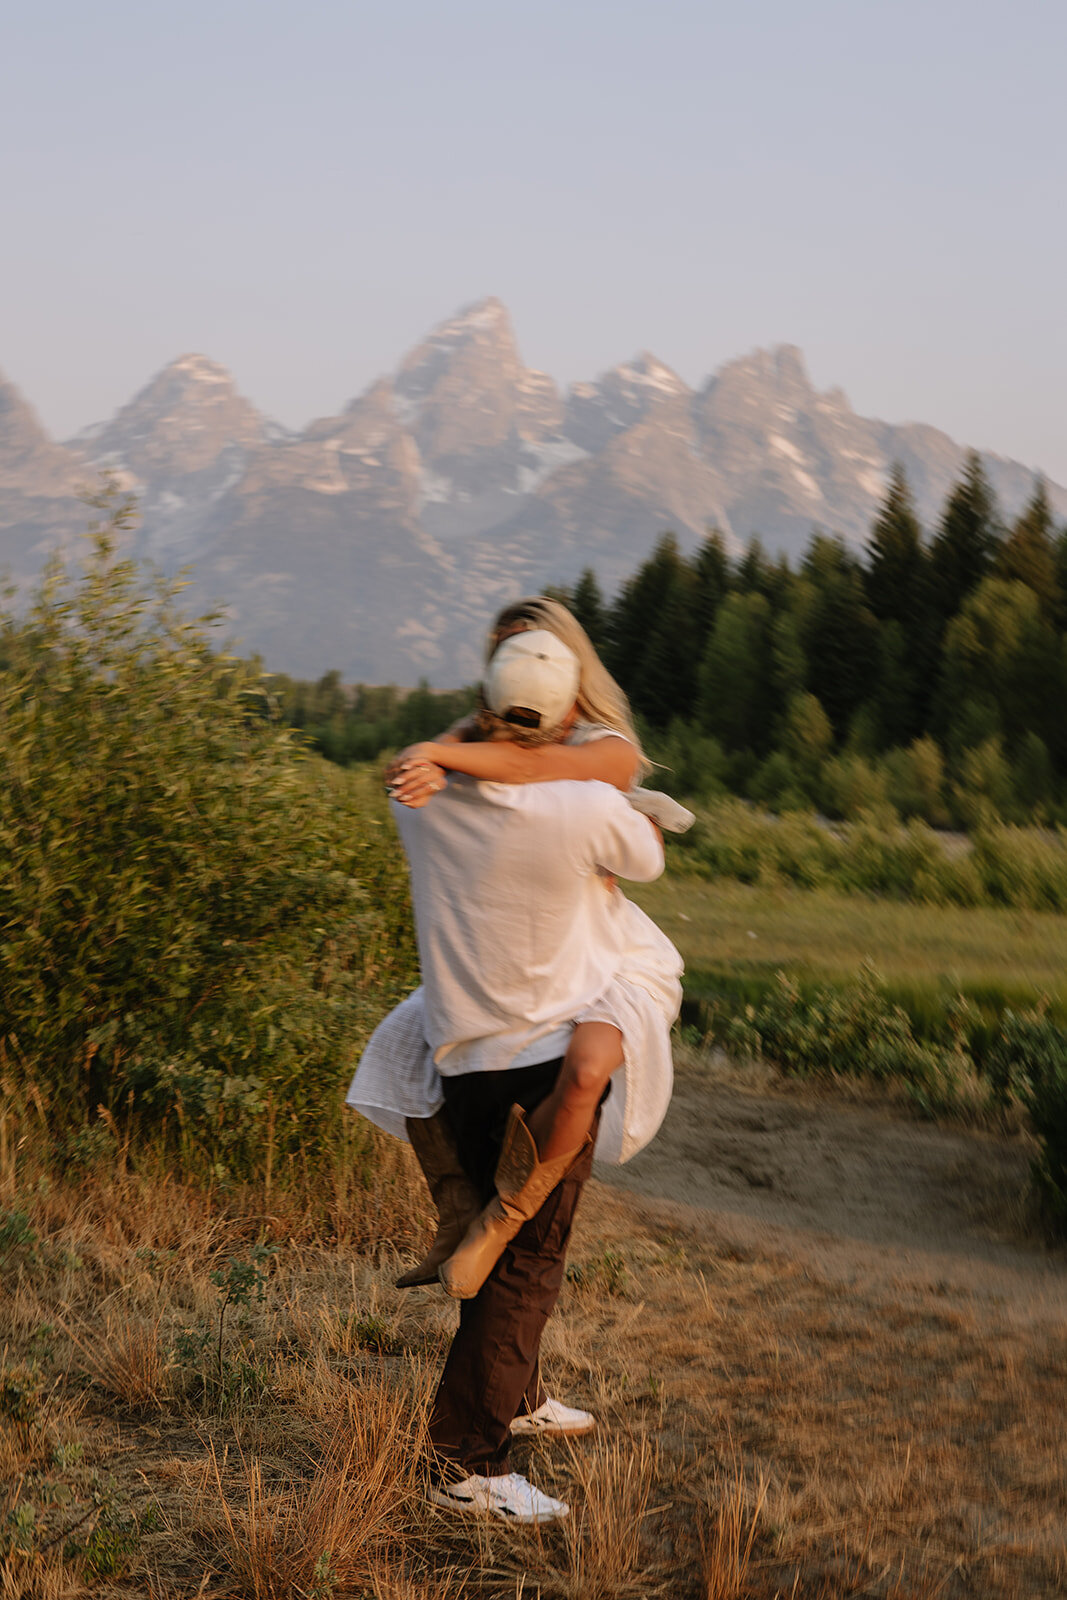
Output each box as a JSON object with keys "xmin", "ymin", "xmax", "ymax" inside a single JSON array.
[
  {"xmin": 863, "ymin": 466, "xmax": 930, "ymax": 743},
  {"xmin": 606, "ymin": 533, "xmax": 696, "ymax": 718},
  {"xmin": 570, "ymin": 568, "xmax": 607, "ymax": 648},
  {"xmin": 696, "ymin": 591, "xmax": 774, "ymax": 753},
  {"xmin": 874, "ymin": 621, "xmax": 920, "ymax": 749},
  {"xmin": 800, "ymin": 538, "xmax": 880, "ymax": 740},
  {"xmin": 735, "ymin": 537, "xmax": 774, "ymax": 597},
  {"xmin": 607, "ymin": 533, "xmax": 677, "ymax": 676},
  {"xmin": 771, "ymin": 605, "xmax": 808, "ymax": 705},
  {"xmin": 996, "ymin": 478, "xmax": 1060, "ymax": 621},
  {"xmin": 1055, "ymin": 528, "xmax": 1067, "ymax": 630},
  {"xmin": 689, "ymin": 529, "xmax": 731, "ymax": 649},
  {"xmin": 639, "ymin": 569, "xmax": 698, "ymax": 724},
  {"xmin": 928, "ymin": 451, "xmax": 1003, "ymax": 625},
  {"xmin": 864, "ymin": 464, "xmax": 926, "ymax": 624}
]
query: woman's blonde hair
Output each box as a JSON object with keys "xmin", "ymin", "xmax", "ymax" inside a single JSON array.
[{"xmin": 485, "ymin": 597, "xmax": 649, "ymax": 774}]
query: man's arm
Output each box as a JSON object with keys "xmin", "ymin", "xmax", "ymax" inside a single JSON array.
[{"xmin": 584, "ymin": 787, "xmax": 665, "ymax": 883}]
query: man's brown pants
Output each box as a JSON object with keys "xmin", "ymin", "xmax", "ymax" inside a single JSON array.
[{"xmin": 427, "ymin": 1057, "xmax": 596, "ymax": 1480}]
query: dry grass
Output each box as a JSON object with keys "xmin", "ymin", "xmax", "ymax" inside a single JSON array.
[
  {"xmin": 0, "ymin": 1366, "xmax": 92, "ymax": 1600},
  {"xmin": 64, "ymin": 1311, "xmax": 174, "ymax": 1413},
  {"xmin": 698, "ymin": 1463, "xmax": 768, "ymax": 1600},
  {"xmin": 209, "ymin": 1417, "xmax": 415, "ymax": 1598},
  {"xmin": 521, "ymin": 1431, "xmax": 667, "ymax": 1599},
  {"xmin": 1, "ymin": 1117, "xmax": 1065, "ymax": 1599},
  {"xmin": 0, "ymin": 1549, "xmax": 89, "ymax": 1600}
]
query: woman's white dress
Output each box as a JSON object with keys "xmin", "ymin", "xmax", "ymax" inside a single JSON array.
[{"xmin": 345, "ymin": 726, "xmax": 683, "ymax": 1164}]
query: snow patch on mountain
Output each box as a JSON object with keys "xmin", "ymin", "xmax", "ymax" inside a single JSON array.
[
  {"xmin": 419, "ymin": 466, "xmax": 455, "ymax": 506},
  {"xmin": 514, "ymin": 438, "xmax": 588, "ymax": 495},
  {"xmin": 857, "ymin": 465, "xmax": 887, "ymax": 499},
  {"xmin": 768, "ymin": 433, "xmax": 806, "ymax": 464}
]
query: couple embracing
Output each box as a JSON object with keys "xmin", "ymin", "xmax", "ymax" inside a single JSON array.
[{"xmin": 347, "ymin": 597, "xmax": 689, "ymax": 1524}]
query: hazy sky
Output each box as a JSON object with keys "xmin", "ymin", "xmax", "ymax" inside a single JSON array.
[{"xmin": 3, "ymin": 0, "xmax": 1065, "ymax": 480}]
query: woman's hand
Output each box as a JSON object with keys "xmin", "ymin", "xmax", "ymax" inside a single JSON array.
[{"xmin": 385, "ymin": 744, "xmax": 448, "ymax": 807}]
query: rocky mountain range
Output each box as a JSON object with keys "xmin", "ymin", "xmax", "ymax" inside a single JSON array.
[{"xmin": 1, "ymin": 298, "xmax": 1063, "ymax": 685}]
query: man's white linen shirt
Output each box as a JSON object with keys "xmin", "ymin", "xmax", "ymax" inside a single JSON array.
[{"xmin": 391, "ymin": 776, "xmax": 664, "ymax": 1076}]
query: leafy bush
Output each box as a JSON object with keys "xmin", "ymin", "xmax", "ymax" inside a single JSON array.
[
  {"xmin": 645, "ymin": 718, "xmax": 730, "ymax": 801},
  {"xmin": 0, "ymin": 488, "xmax": 418, "ymax": 1174},
  {"xmin": 988, "ymin": 1014, "xmax": 1067, "ymax": 1234},
  {"xmin": 723, "ymin": 967, "xmax": 968, "ymax": 1113},
  {"xmin": 747, "ymin": 751, "xmax": 809, "ymax": 813},
  {"xmin": 951, "ymin": 737, "xmax": 1017, "ymax": 828},
  {"xmin": 969, "ymin": 825, "xmax": 1067, "ymax": 912},
  {"xmin": 677, "ymin": 797, "xmax": 1067, "ymax": 912},
  {"xmin": 882, "ymin": 737, "xmax": 949, "ymax": 826},
  {"xmin": 678, "ymin": 798, "xmax": 837, "ymax": 888},
  {"xmin": 820, "ymin": 754, "xmax": 890, "ymax": 820}
]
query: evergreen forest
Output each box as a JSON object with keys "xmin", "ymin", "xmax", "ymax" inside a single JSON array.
[{"xmin": 277, "ymin": 452, "xmax": 1067, "ymax": 830}]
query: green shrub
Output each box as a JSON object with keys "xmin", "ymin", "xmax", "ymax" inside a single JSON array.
[
  {"xmin": 722, "ymin": 967, "xmax": 966, "ymax": 1113},
  {"xmin": 970, "ymin": 824, "xmax": 1067, "ymax": 912},
  {"xmin": 646, "ymin": 718, "xmax": 729, "ymax": 801},
  {"xmin": 747, "ymin": 751, "xmax": 807, "ymax": 813},
  {"xmin": 882, "ymin": 737, "xmax": 949, "ymax": 826},
  {"xmin": 832, "ymin": 813, "xmax": 946, "ymax": 901},
  {"xmin": 988, "ymin": 1014, "xmax": 1067, "ymax": 1234},
  {"xmin": 820, "ymin": 754, "xmax": 890, "ymax": 820},
  {"xmin": 0, "ymin": 488, "xmax": 417, "ymax": 1175},
  {"xmin": 680, "ymin": 798, "xmax": 1067, "ymax": 912},
  {"xmin": 685, "ymin": 798, "xmax": 837, "ymax": 888},
  {"xmin": 951, "ymin": 737, "xmax": 1017, "ymax": 828}
]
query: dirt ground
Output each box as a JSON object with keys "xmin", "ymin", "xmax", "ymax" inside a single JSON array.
[
  {"xmin": 597, "ymin": 1052, "xmax": 1067, "ymax": 1329},
  {"xmin": 558, "ymin": 1055, "xmax": 1067, "ymax": 1596}
]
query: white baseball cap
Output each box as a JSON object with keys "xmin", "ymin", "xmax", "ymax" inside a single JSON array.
[{"xmin": 484, "ymin": 629, "xmax": 580, "ymax": 732}]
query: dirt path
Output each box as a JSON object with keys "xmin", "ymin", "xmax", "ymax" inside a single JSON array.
[{"xmin": 597, "ymin": 1054, "xmax": 1067, "ymax": 1330}]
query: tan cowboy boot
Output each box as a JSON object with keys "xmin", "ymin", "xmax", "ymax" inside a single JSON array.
[
  {"xmin": 439, "ymin": 1104, "xmax": 591, "ymax": 1300},
  {"xmin": 396, "ymin": 1111, "xmax": 482, "ymax": 1288}
]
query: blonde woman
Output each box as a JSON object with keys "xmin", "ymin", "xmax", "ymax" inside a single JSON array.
[{"xmin": 347, "ymin": 598, "xmax": 688, "ymax": 1303}]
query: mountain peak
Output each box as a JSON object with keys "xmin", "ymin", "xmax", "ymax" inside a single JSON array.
[
  {"xmin": 769, "ymin": 343, "xmax": 809, "ymax": 382},
  {"xmin": 712, "ymin": 343, "xmax": 812, "ymax": 391},
  {"xmin": 0, "ymin": 370, "xmax": 84, "ymax": 494},
  {"xmin": 446, "ymin": 295, "xmax": 510, "ymax": 332},
  {"xmin": 78, "ymin": 353, "xmax": 267, "ymax": 483},
  {"xmin": 389, "ymin": 297, "xmax": 557, "ymax": 471},
  {"xmin": 398, "ymin": 298, "xmax": 518, "ymax": 381},
  {"xmin": 615, "ymin": 352, "xmax": 689, "ymax": 396},
  {"xmin": 163, "ymin": 353, "xmax": 237, "ymax": 385},
  {"xmin": 561, "ymin": 351, "xmax": 690, "ymax": 454}
]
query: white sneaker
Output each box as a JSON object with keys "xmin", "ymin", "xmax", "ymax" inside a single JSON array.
[
  {"xmin": 430, "ymin": 1471, "xmax": 569, "ymax": 1524},
  {"xmin": 510, "ymin": 1396, "xmax": 596, "ymax": 1438}
]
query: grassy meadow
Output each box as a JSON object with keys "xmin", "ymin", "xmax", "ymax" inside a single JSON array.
[{"xmin": 632, "ymin": 875, "xmax": 1067, "ymax": 1009}]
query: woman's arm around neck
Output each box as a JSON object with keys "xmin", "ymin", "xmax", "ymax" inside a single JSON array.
[{"xmin": 395, "ymin": 733, "xmax": 638, "ymax": 792}]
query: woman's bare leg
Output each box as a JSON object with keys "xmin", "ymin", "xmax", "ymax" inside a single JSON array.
[{"xmin": 525, "ymin": 1021, "xmax": 623, "ymax": 1162}]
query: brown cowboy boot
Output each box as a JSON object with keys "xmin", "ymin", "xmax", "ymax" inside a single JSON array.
[
  {"xmin": 396, "ymin": 1110, "xmax": 482, "ymax": 1288},
  {"xmin": 439, "ymin": 1104, "xmax": 591, "ymax": 1300}
]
